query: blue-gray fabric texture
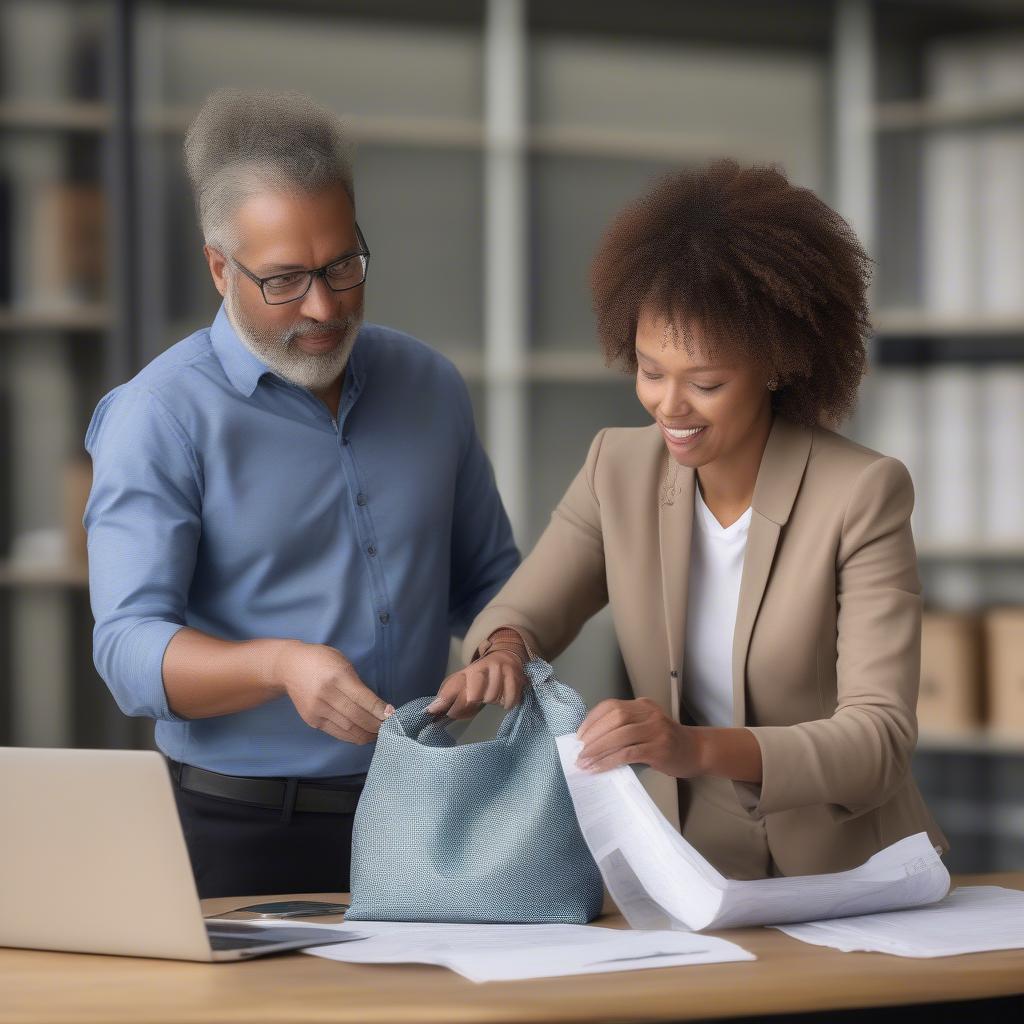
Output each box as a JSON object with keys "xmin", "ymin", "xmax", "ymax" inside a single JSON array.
[{"xmin": 346, "ymin": 659, "xmax": 604, "ymax": 923}]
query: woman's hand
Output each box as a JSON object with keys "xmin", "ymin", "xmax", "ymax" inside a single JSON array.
[
  {"xmin": 426, "ymin": 652, "xmax": 527, "ymax": 720},
  {"xmin": 575, "ymin": 698, "xmax": 703, "ymax": 777}
]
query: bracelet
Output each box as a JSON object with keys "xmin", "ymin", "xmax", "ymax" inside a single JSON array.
[{"xmin": 481, "ymin": 643, "xmax": 528, "ymax": 668}]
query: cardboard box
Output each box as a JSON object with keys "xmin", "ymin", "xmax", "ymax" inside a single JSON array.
[
  {"xmin": 985, "ymin": 608, "xmax": 1024, "ymax": 736},
  {"xmin": 29, "ymin": 182, "xmax": 106, "ymax": 305},
  {"xmin": 63, "ymin": 455, "xmax": 92, "ymax": 568},
  {"xmin": 918, "ymin": 612, "xmax": 984, "ymax": 733}
]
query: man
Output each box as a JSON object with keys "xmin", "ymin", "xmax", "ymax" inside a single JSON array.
[{"xmin": 84, "ymin": 88, "xmax": 520, "ymax": 898}]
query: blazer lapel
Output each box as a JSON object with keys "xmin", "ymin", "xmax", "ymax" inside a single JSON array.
[
  {"xmin": 731, "ymin": 416, "xmax": 813, "ymax": 726},
  {"xmin": 658, "ymin": 455, "xmax": 696, "ymax": 723}
]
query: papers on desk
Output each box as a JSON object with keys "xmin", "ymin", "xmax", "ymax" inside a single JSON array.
[
  {"xmin": 776, "ymin": 886, "xmax": 1024, "ymax": 957},
  {"xmin": 555, "ymin": 735, "xmax": 951, "ymax": 931},
  {"xmin": 290, "ymin": 920, "xmax": 754, "ymax": 982}
]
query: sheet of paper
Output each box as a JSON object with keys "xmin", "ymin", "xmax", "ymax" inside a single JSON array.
[
  {"xmin": 555, "ymin": 735, "xmax": 951, "ymax": 932},
  {"xmin": 775, "ymin": 886, "xmax": 1024, "ymax": 957},
  {"xmin": 245, "ymin": 920, "xmax": 753, "ymax": 982}
]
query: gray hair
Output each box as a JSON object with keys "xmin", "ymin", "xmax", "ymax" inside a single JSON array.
[{"xmin": 183, "ymin": 88, "xmax": 355, "ymax": 254}]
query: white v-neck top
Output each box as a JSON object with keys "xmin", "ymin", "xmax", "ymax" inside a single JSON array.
[{"xmin": 681, "ymin": 485, "xmax": 752, "ymax": 729}]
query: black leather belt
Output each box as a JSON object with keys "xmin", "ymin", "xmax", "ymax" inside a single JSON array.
[{"xmin": 168, "ymin": 758, "xmax": 364, "ymax": 816}]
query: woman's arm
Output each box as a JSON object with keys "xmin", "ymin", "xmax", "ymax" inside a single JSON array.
[
  {"xmin": 429, "ymin": 431, "xmax": 612, "ymax": 718},
  {"xmin": 734, "ymin": 456, "xmax": 921, "ymax": 820},
  {"xmin": 574, "ymin": 697, "xmax": 764, "ymax": 783},
  {"xmin": 576, "ymin": 456, "xmax": 920, "ymax": 810}
]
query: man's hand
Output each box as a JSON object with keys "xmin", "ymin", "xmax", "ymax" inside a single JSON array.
[
  {"xmin": 575, "ymin": 698, "xmax": 703, "ymax": 777},
  {"xmin": 425, "ymin": 651, "xmax": 526, "ymax": 720},
  {"xmin": 272, "ymin": 640, "xmax": 393, "ymax": 743}
]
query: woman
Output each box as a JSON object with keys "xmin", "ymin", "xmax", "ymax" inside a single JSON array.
[{"xmin": 428, "ymin": 159, "xmax": 948, "ymax": 880}]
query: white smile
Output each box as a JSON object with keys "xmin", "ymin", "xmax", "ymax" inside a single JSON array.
[{"xmin": 663, "ymin": 425, "xmax": 706, "ymax": 439}]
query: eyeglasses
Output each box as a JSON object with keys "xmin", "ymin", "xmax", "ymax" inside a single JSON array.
[{"xmin": 228, "ymin": 223, "xmax": 371, "ymax": 305}]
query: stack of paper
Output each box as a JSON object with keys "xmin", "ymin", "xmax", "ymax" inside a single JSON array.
[
  {"xmin": 555, "ymin": 736, "xmax": 951, "ymax": 931},
  {"xmin": 776, "ymin": 886, "xmax": 1024, "ymax": 957},
  {"xmin": 280, "ymin": 920, "xmax": 755, "ymax": 981}
]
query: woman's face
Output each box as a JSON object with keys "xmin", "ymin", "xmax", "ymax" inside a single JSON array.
[{"xmin": 634, "ymin": 310, "xmax": 773, "ymax": 469}]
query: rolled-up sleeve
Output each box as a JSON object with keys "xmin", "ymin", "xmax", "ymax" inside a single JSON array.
[
  {"xmin": 735, "ymin": 456, "xmax": 922, "ymax": 820},
  {"xmin": 84, "ymin": 387, "xmax": 202, "ymax": 721}
]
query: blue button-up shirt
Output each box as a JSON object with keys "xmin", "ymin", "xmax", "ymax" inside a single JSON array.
[{"xmin": 84, "ymin": 304, "xmax": 519, "ymax": 777}]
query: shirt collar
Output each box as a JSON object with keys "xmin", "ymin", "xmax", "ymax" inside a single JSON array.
[
  {"xmin": 209, "ymin": 302, "xmax": 368, "ymax": 400},
  {"xmin": 210, "ymin": 301, "xmax": 271, "ymax": 397}
]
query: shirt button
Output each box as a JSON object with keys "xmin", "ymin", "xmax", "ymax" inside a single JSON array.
[
  {"xmin": 379, "ymin": 612, "xmax": 390, "ymax": 625},
  {"xmin": 341, "ymin": 436, "xmax": 350, "ymax": 446},
  {"xmin": 356, "ymin": 493, "xmax": 368, "ymax": 507},
  {"xmin": 367, "ymin": 545, "xmax": 377, "ymax": 557}
]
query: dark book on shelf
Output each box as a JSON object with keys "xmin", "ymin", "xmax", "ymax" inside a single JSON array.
[
  {"xmin": 0, "ymin": 362, "xmax": 11, "ymax": 557},
  {"xmin": 0, "ymin": 171, "xmax": 11, "ymax": 306}
]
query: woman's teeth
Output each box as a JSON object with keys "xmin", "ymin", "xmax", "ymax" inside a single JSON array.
[{"xmin": 664, "ymin": 426, "xmax": 705, "ymax": 439}]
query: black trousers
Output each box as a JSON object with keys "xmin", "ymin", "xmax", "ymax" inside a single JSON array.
[{"xmin": 167, "ymin": 758, "xmax": 359, "ymax": 899}]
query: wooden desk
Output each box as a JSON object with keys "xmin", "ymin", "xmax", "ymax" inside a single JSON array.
[{"xmin": 3, "ymin": 873, "xmax": 1023, "ymax": 1024}]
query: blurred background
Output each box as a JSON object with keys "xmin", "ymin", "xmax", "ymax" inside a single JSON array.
[{"xmin": 1, "ymin": 0, "xmax": 1023, "ymax": 873}]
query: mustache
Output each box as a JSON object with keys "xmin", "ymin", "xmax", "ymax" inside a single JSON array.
[{"xmin": 284, "ymin": 314, "xmax": 360, "ymax": 346}]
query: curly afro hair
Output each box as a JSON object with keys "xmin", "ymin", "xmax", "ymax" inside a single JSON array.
[{"xmin": 589, "ymin": 159, "xmax": 871, "ymax": 428}]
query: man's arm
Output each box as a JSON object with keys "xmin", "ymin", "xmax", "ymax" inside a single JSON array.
[
  {"xmin": 85, "ymin": 387, "xmax": 390, "ymax": 741},
  {"xmin": 160, "ymin": 629, "xmax": 283, "ymax": 717},
  {"xmin": 85, "ymin": 386, "xmax": 203, "ymax": 722},
  {"xmin": 162, "ymin": 629, "xmax": 390, "ymax": 741}
]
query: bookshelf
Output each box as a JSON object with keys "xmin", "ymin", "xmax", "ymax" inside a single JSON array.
[
  {"xmin": 0, "ymin": 100, "xmax": 111, "ymax": 133},
  {"xmin": 874, "ymin": 94, "xmax": 1024, "ymax": 132},
  {"xmin": 873, "ymin": 310, "xmax": 1024, "ymax": 337},
  {"xmin": 919, "ymin": 731, "xmax": 1024, "ymax": 756},
  {"xmin": 1, "ymin": 0, "xmax": 1023, "ymax": 872},
  {"xmin": 0, "ymin": 564, "xmax": 89, "ymax": 588},
  {"xmin": 859, "ymin": 1, "xmax": 1024, "ymax": 872},
  {"xmin": 0, "ymin": 305, "xmax": 112, "ymax": 331}
]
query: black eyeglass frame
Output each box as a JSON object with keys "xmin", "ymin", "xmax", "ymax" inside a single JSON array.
[{"xmin": 227, "ymin": 222, "xmax": 371, "ymax": 305}]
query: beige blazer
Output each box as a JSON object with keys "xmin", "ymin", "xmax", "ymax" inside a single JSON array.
[{"xmin": 465, "ymin": 415, "xmax": 948, "ymax": 879}]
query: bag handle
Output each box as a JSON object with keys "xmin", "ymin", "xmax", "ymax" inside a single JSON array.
[
  {"xmin": 386, "ymin": 658, "xmax": 589, "ymax": 749},
  {"xmin": 520, "ymin": 658, "xmax": 589, "ymax": 737},
  {"xmin": 492, "ymin": 658, "xmax": 589, "ymax": 746}
]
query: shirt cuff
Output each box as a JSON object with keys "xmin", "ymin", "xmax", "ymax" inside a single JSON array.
[
  {"xmin": 473, "ymin": 626, "xmax": 538, "ymax": 664},
  {"xmin": 728, "ymin": 728, "xmax": 767, "ymax": 817},
  {"xmin": 116, "ymin": 619, "xmax": 189, "ymax": 723}
]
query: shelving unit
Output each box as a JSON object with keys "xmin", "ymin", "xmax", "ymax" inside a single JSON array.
[
  {"xmin": 0, "ymin": 100, "xmax": 112, "ymax": 133},
  {"xmin": 917, "ymin": 545, "xmax": 1024, "ymax": 563},
  {"xmin": 0, "ymin": 564, "xmax": 89, "ymax": 588},
  {"xmin": 919, "ymin": 731, "xmax": 1024, "ymax": 756},
  {"xmin": 0, "ymin": 305, "xmax": 111, "ymax": 331},
  {"xmin": 851, "ymin": 0, "xmax": 1024, "ymax": 871},
  {"xmin": 873, "ymin": 310, "xmax": 1024, "ymax": 336},
  {"xmin": 874, "ymin": 94, "xmax": 1024, "ymax": 132},
  {"xmin": 1, "ymin": 0, "xmax": 1022, "ymax": 871}
]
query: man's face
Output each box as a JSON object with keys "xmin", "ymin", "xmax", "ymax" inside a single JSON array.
[{"xmin": 208, "ymin": 186, "xmax": 365, "ymax": 391}]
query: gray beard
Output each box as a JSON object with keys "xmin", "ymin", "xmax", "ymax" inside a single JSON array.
[{"xmin": 226, "ymin": 277, "xmax": 363, "ymax": 391}]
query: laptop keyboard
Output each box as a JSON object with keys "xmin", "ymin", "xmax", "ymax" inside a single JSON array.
[{"xmin": 205, "ymin": 920, "xmax": 324, "ymax": 951}]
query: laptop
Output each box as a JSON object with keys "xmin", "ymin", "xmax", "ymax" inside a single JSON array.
[{"xmin": 0, "ymin": 747, "xmax": 364, "ymax": 961}]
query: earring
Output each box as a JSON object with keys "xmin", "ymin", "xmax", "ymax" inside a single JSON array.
[{"xmin": 767, "ymin": 377, "xmax": 779, "ymax": 392}]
